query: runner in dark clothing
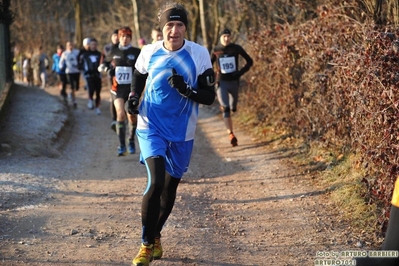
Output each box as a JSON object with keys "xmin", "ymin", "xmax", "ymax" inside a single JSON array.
[
  {"xmin": 98, "ymin": 26, "xmax": 141, "ymax": 156},
  {"xmin": 78, "ymin": 38, "xmax": 91, "ymax": 93},
  {"xmin": 81, "ymin": 38, "xmax": 102, "ymax": 115},
  {"xmin": 102, "ymin": 29, "xmax": 119, "ymax": 131},
  {"xmin": 211, "ymin": 28, "xmax": 253, "ymax": 147}
]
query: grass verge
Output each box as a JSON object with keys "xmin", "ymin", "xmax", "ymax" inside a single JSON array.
[
  {"xmin": 235, "ymin": 111, "xmax": 382, "ymax": 245},
  {"xmin": 301, "ymin": 143, "xmax": 378, "ymax": 235}
]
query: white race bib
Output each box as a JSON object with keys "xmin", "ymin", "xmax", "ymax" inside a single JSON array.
[
  {"xmin": 115, "ymin": 66, "xmax": 132, "ymax": 84},
  {"xmin": 219, "ymin": 56, "xmax": 236, "ymax": 74}
]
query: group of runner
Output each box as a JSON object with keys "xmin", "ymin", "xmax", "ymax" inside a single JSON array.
[
  {"xmin": 121, "ymin": 2, "xmax": 252, "ymax": 266},
  {"xmin": 51, "ymin": 26, "xmax": 165, "ymax": 157},
  {"xmin": 55, "ymin": 2, "xmax": 255, "ymax": 265},
  {"xmin": 12, "ymin": 45, "xmax": 50, "ymax": 89},
  {"xmin": 27, "ymin": 2, "xmax": 399, "ymax": 266},
  {"xmin": 52, "ymin": 16, "xmax": 252, "ymax": 159},
  {"xmin": 53, "ymin": 38, "xmax": 102, "ymax": 112}
]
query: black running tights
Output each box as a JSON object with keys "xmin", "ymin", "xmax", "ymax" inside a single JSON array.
[
  {"xmin": 141, "ymin": 156, "xmax": 181, "ymax": 245},
  {"xmin": 87, "ymin": 77, "xmax": 102, "ymax": 106}
]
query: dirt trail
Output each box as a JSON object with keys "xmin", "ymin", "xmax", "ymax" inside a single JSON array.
[{"xmin": 0, "ymin": 84, "xmax": 355, "ymax": 266}]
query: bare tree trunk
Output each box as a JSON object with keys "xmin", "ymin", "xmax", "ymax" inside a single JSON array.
[
  {"xmin": 212, "ymin": 0, "xmax": 220, "ymax": 42},
  {"xmin": 373, "ymin": 0, "xmax": 385, "ymax": 24},
  {"xmin": 131, "ymin": 0, "xmax": 140, "ymax": 45},
  {"xmin": 199, "ymin": 0, "xmax": 210, "ymax": 50},
  {"xmin": 394, "ymin": 0, "xmax": 399, "ymax": 25},
  {"xmin": 387, "ymin": 0, "xmax": 399, "ymax": 25},
  {"xmin": 71, "ymin": 0, "xmax": 82, "ymax": 47},
  {"xmin": 188, "ymin": 0, "xmax": 199, "ymax": 41}
]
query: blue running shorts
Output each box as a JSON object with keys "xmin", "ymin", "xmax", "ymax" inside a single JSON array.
[{"xmin": 137, "ymin": 129, "xmax": 194, "ymax": 178}]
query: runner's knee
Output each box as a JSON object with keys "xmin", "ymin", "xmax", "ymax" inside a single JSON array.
[
  {"xmin": 116, "ymin": 109, "xmax": 126, "ymax": 121},
  {"xmin": 220, "ymin": 106, "xmax": 231, "ymax": 118},
  {"xmin": 144, "ymin": 156, "xmax": 166, "ymax": 195}
]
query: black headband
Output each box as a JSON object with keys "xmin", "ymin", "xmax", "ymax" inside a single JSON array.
[{"xmin": 159, "ymin": 8, "xmax": 187, "ymax": 29}]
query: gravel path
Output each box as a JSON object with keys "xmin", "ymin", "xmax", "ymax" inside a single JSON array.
[{"xmin": 0, "ymin": 83, "xmax": 359, "ymax": 265}]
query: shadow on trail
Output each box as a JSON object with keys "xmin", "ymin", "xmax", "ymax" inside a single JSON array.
[
  {"xmin": 0, "ymin": 258, "xmax": 127, "ymax": 266},
  {"xmin": 0, "ymin": 85, "xmax": 317, "ymax": 265},
  {"xmin": 0, "ymin": 257, "xmax": 257, "ymax": 266},
  {"xmin": 213, "ymin": 188, "xmax": 330, "ymax": 204},
  {"xmin": 161, "ymin": 256, "xmax": 260, "ymax": 266},
  {"xmin": 229, "ymin": 141, "xmax": 304, "ymax": 161}
]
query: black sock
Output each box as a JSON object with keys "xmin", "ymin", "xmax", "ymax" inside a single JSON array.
[
  {"xmin": 129, "ymin": 123, "xmax": 136, "ymax": 143},
  {"xmin": 116, "ymin": 121, "xmax": 126, "ymax": 147}
]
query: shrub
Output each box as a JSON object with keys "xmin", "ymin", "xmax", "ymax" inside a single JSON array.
[{"xmin": 244, "ymin": 1, "xmax": 399, "ymax": 234}]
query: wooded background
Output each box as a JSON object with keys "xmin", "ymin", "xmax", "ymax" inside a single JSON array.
[
  {"xmin": 9, "ymin": 0, "xmax": 399, "ymax": 236},
  {"xmin": 10, "ymin": 0, "xmax": 259, "ymax": 52}
]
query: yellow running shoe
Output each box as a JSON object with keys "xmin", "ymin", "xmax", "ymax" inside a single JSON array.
[
  {"xmin": 153, "ymin": 237, "xmax": 163, "ymax": 260},
  {"xmin": 132, "ymin": 243, "xmax": 153, "ymax": 266}
]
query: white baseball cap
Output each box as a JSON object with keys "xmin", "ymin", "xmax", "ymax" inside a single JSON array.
[{"xmin": 83, "ymin": 38, "xmax": 91, "ymax": 46}]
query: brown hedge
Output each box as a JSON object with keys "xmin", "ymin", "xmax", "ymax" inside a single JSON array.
[{"xmin": 244, "ymin": 3, "xmax": 399, "ymax": 233}]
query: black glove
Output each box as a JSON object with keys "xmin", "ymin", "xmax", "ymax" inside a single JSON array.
[
  {"xmin": 167, "ymin": 68, "xmax": 193, "ymax": 97},
  {"xmin": 127, "ymin": 92, "xmax": 140, "ymax": 114}
]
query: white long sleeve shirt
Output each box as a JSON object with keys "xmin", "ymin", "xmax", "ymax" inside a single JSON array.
[{"xmin": 59, "ymin": 49, "xmax": 80, "ymax": 74}]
